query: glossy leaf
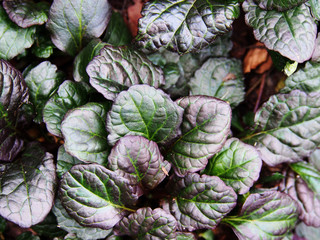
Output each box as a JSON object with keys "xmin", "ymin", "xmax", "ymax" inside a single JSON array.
[
  {"xmin": 166, "ymin": 95, "xmax": 231, "ymax": 177},
  {"xmin": 189, "ymin": 58, "xmax": 244, "ymax": 108},
  {"xmin": 108, "ymin": 136, "xmax": 170, "ymax": 189},
  {"xmin": 203, "ymin": 138, "xmax": 262, "ymax": 194},
  {"xmin": 0, "ymin": 6, "xmax": 36, "ymax": 60},
  {"xmin": 59, "ymin": 164, "xmax": 140, "ymax": 229},
  {"xmin": 243, "ymin": 0, "xmax": 317, "ymax": 63},
  {"xmin": 3, "ymin": 0, "xmax": 49, "ymax": 28},
  {"xmin": 87, "ymin": 46, "xmax": 164, "ymax": 101},
  {"xmin": 47, "ymin": 0, "xmax": 111, "ymax": 55},
  {"xmin": 56, "ymin": 145, "xmax": 82, "ymax": 178},
  {"xmin": 136, "ymin": 0, "xmax": 240, "ymax": 54},
  {"xmin": 296, "ymin": 222, "xmax": 320, "ymax": 240},
  {"xmin": 309, "ymin": 148, "xmax": 320, "ymax": 171},
  {"xmin": 43, "ymin": 80, "xmax": 88, "ymax": 137},
  {"xmin": 0, "ymin": 60, "xmax": 28, "ymax": 112},
  {"xmin": 311, "ymin": 33, "xmax": 320, "ymax": 62},
  {"xmin": 31, "ymin": 28, "xmax": 55, "ymax": 58},
  {"xmin": 0, "ymin": 104, "xmax": 24, "ymax": 162},
  {"xmin": 281, "ymin": 62, "xmax": 320, "ymax": 93},
  {"xmin": 290, "ymin": 161, "xmax": 320, "ymax": 198},
  {"xmin": 244, "ymin": 90, "xmax": 320, "ymax": 166},
  {"xmin": 53, "ymin": 199, "xmax": 111, "ymax": 240},
  {"xmin": 162, "ymin": 173, "xmax": 237, "ymax": 231},
  {"xmin": 114, "ymin": 207, "xmax": 177, "ymax": 239},
  {"xmin": 0, "ymin": 142, "xmax": 56, "ymax": 228},
  {"xmin": 253, "ymin": 0, "xmax": 307, "ymax": 11},
  {"xmin": 280, "ymin": 170, "xmax": 320, "ymax": 227},
  {"xmin": 223, "ymin": 191, "xmax": 299, "ymax": 240},
  {"xmin": 103, "ymin": 11, "xmax": 132, "ymax": 46},
  {"xmin": 61, "ymin": 102, "xmax": 109, "ymax": 164},
  {"xmin": 309, "ymin": 0, "xmax": 320, "ymax": 20},
  {"xmin": 24, "ymin": 61, "xmax": 64, "ymax": 123},
  {"xmin": 73, "ymin": 39, "xmax": 107, "ymax": 84},
  {"xmin": 107, "ymin": 85, "xmax": 183, "ymax": 145}
]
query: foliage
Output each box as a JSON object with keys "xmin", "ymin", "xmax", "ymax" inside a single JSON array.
[{"xmin": 0, "ymin": 0, "xmax": 320, "ymax": 239}]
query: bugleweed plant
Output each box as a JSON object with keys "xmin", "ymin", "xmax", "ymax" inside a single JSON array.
[{"xmin": 1, "ymin": 0, "xmax": 320, "ymax": 239}]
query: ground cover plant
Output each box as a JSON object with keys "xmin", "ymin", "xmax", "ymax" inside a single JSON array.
[{"xmin": 1, "ymin": 0, "xmax": 320, "ymax": 239}]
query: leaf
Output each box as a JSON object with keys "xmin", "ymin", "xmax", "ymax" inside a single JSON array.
[
  {"xmin": 56, "ymin": 145, "xmax": 82, "ymax": 178},
  {"xmin": 103, "ymin": 11, "xmax": 132, "ymax": 46},
  {"xmin": 0, "ymin": 6, "xmax": 36, "ymax": 60},
  {"xmin": 114, "ymin": 207, "xmax": 177, "ymax": 239},
  {"xmin": 43, "ymin": 80, "xmax": 88, "ymax": 137},
  {"xmin": 24, "ymin": 61, "xmax": 64, "ymax": 123},
  {"xmin": 243, "ymin": 0, "xmax": 317, "ymax": 63},
  {"xmin": 290, "ymin": 161, "xmax": 320, "ymax": 198},
  {"xmin": 189, "ymin": 58, "xmax": 245, "ymax": 108},
  {"xmin": 176, "ymin": 232, "xmax": 196, "ymax": 240},
  {"xmin": 59, "ymin": 164, "xmax": 140, "ymax": 230},
  {"xmin": 107, "ymin": 85, "xmax": 183, "ymax": 145},
  {"xmin": 253, "ymin": 0, "xmax": 308, "ymax": 11},
  {"xmin": 31, "ymin": 27, "xmax": 55, "ymax": 58},
  {"xmin": 223, "ymin": 191, "xmax": 299, "ymax": 240},
  {"xmin": 311, "ymin": 33, "xmax": 320, "ymax": 62},
  {"xmin": 53, "ymin": 199, "xmax": 111, "ymax": 240},
  {"xmin": 295, "ymin": 222, "xmax": 320, "ymax": 240},
  {"xmin": 3, "ymin": 0, "xmax": 49, "ymax": 28},
  {"xmin": 136, "ymin": 0, "xmax": 240, "ymax": 54},
  {"xmin": 162, "ymin": 173, "xmax": 237, "ymax": 231},
  {"xmin": 17, "ymin": 232, "xmax": 40, "ymax": 240},
  {"xmin": 0, "ymin": 104, "xmax": 24, "ymax": 162},
  {"xmin": 31, "ymin": 212, "xmax": 67, "ymax": 238},
  {"xmin": 46, "ymin": 0, "xmax": 112, "ymax": 55},
  {"xmin": 73, "ymin": 39, "xmax": 108, "ymax": 84},
  {"xmin": 0, "ymin": 60, "xmax": 29, "ymax": 113},
  {"xmin": 280, "ymin": 169, "xmax": 320, "ymax": 227},
  {"xmin": 308, "ymin": 0, "xmax": 320, "ymax": 20},
  {"xmin": 203, "ymin": 138, "xmax": 262, "ymax": 194},
  {"xmin": 243, "ymin": 90, "xmax": 320, "ymax": 166},
  {"xmin": 61, "ymin": 102, "xmax": 110, "ymax": 164},
  {"xmin": 0, "ymin": 142, "xmax": 56, "ymax": 228},
  {"xmin": 108, "ymin": 135, "xmax": 171, "ymax": 189},
  {"xmin": 281, "ymin": 62, "xmax": 320, "ymax": 93},
  {"xmin": 87, "ymin": 46, "xmax": 164, "ymax": 101},
  {"xmin": 309, "ymin": 148, "xmax": 320, "ymax": 171},
  {"xmin": 166, "ymin": 95, "xmax": 231, "ymax": 177},
  {"xmin": 0, "ymin": 216, "xmax": 5, "ymax": 233}
]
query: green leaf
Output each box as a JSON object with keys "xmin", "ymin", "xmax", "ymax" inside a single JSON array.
[
  {"xmin": 73, "ymin": 39, "xmax": 107, "ymax": 84},
  {"xmin": 203, "ymin": 138, "xmax": 262, "ymax": 194},
  {"xmin": 163, "ymin": 173, "xmax": 237, "ymax": 231},
  {"xmin": 43, "ymin": 80, "xmax": 88, "ymax": 137},
  {"xmin": 253, "ymin": 0, "xmax": 307, "ymax": 11},
  {"xmin": 0, "ymin": 6, "xmax": 36, "ymax": 60},
  {"xmin": 17, "ymin": 232, "xmax": 40, "ymax": 240},
  {"xmin": 53, "ymin": 199, "xmax": 111, "ymax": 240},
  {"xmin": 31, "ymin": 27, "xmax": 55, "ymax": 58},
  {"xmin": 24, "ymin": 61, "xmax": 64, "ymax": 123},
  {"xmin": 56, "ymin": 145, "xmax": 82, "ymax": 178},
  {"xmin": 166, "ymin": 95, "xmax": 231, "ymax": 177},
  {"xmin": 308, "ymin": 0, "xmax": 320, "ymax": 20},
  {"xmin": 103, "ymin": 11, "xmax": 132, "ymax": 46},
  {"xmin": 108, "ymin": 135, "xmax": 171, "ymax": 190},
  {"xmin": 243, "ymin": 0, "xmax": 317, "ymax": 63},
  {"xmin": 31, "ymin": 212, "xmax": 67, "ymax": 238},
  {"xmin": 290, "ymin": 161, "xmax": 320, "ymax": 198},
  {"xmin": 281, "ymin": 62, "xmax": 320, "ymax": 93},
  {"xmin": 87, "ymin": 46, "xmax": 164, "ymax": 101},
  {"xmin": 280, "ymin": 169, "xmax": 320, "ymax": 227},
  {"xmin": 243, "ymin": 90, "xmax": 320, "ymax": 166},
  {"xmin": 176, "ymin": 232, "xmax": 196, "ymax": 240},
  {"xmin": 114, "ymin": 207, "xmax": 177, "ymax": 239},
  {"xmin": 3, "ymin": 0, "xmax": 49, "ymax": 28},
  {"xmin": 136, "ymin": 0, "xmax": 240, "ymax": 54},
  {"xmin": 223, "ymin": 191, "xmax": 299, "ymax": 240},
  {"xmin": 61, "ymin": 102, "xmax": 110, "ymax": 164},
  {"xmin": 0, "ymin": 216, "xmax": 6, "ymax": 233},
  {"xmin": 189, "ymin": 58, "xmax": 245, "ymax": 108},
  {"xmin": 59, "ymin": 164, "xmax": 140, "ymax": 230},
  {"xmin": 46, "ymin": 0, "xmax": 112, "ymax": 55},
  {"xmin": 0, "ymin": 142, "xmax": 56, "ymax": 228},
  {"xmin": 107, "ymin": 85, "xmax": 183, "ymax": 145},
  {"xmin": 296, "ymin": 222, "xmax": 320, "ymax": 240}
]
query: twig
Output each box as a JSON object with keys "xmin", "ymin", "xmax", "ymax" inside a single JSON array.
[{"xmin": 254, "ymin": 73, "xmax": 266, "ymax": 113}]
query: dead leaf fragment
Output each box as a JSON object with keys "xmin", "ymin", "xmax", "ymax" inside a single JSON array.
[{"xmin": 243, "ymin": 42, "xmax": 271, "ymax": 73}]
